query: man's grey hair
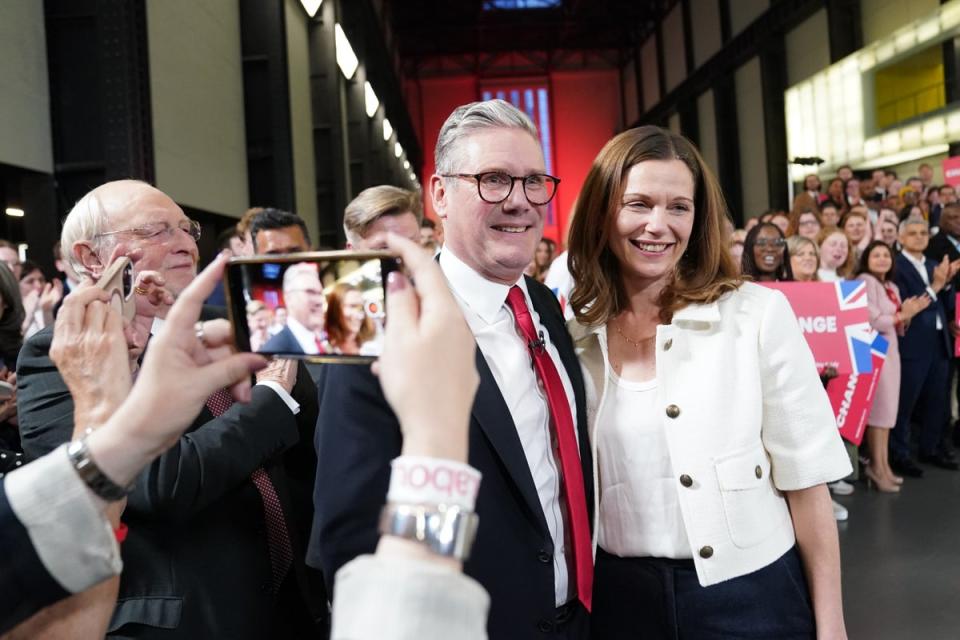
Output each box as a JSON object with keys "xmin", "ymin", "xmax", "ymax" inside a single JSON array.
[
  {"xmin": 282, "ymin": 262, "xmax": 320, "ymax": 294},
  {"xmin": 60, "ymin": 179, "xmax": 152, "ymax": 277},
  {"xmin": 899, "ymin": 215, "xmax": 929, "ymax": 234},
  {"xmin": 434, "ymin": 99, "xmax": 540, "ymax": 175}
]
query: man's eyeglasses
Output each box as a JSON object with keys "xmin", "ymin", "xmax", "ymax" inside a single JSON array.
[
  {"xmin": 441, "ymin": 171, "xmax": 560, "ymax": 206},
  {"xmin": 755, "ymin": 237, "xmax": 787, "ymax": 248},
  {"xmin": 97, "ymin": 219, "xmax": 202, "ymax": 242}
]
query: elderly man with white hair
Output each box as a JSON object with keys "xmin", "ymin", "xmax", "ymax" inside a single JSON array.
[{"xmin": 15, "ymin": 179, "xmax": 328, "ymax": 638}]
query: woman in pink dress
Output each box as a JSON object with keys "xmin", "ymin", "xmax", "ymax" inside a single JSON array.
[{"xmin": 855, "ymin": 241, "xmax": 930, "ymax": 491}]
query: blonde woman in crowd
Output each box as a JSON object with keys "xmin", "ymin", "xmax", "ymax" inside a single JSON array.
[
  {"xmin": 787, "ymin": 236, "xmax": 820, "ymax": 282},
  {"xmin": 568, "ymin": 126, "xmax": 850, "ymax": 639},
  {"xmin": 817, "ymin": 227, "xmax": 855, "ymax": 281}
]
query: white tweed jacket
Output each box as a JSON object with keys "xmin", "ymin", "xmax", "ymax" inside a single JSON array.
[{"xmin": 570, "ymin": 282, "xmax": 852, "ymax": 587}]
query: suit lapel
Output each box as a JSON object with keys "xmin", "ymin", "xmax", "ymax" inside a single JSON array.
[{"xmin": 471, "ymin": 348, "xmax": 550, "ymax": 535}]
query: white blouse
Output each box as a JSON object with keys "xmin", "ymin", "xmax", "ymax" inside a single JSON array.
[{"xmin": 597, "ymin": 371, "xmax": 692, "ymax": 559}]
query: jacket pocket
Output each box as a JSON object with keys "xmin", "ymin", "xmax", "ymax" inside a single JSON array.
[
  {"xmin": 108, "ymin": 596, "xmax": 183, "ymax": 635},
  {"xmin": 714, "ymin": 442, "xmax": 787, "ymax": 549}
]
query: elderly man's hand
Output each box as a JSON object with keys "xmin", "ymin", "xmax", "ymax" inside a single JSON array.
[
  {"xmin": 112, "ymin": 253, "xmax": 268, "ymax": 458},
  {"xmin": 50, "ymin": 280, "xmax": 132, "ymax": 432},
  {"xmin": 375, "ymin": 233, "xmax": 478, "ymax": 463}
]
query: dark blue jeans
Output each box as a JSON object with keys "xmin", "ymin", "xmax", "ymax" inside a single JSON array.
[{"xmin": 592, "ymin": 547, "xmax": 815, "ymax": 639}]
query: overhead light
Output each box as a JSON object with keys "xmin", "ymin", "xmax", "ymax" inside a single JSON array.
[
  {"xmin": 364, "ymin": 82, "xmax": 379, "ymax": 117},
  {"xmin": 299, "ymin": 0, "xmax": 323, "ymax": 17},
  {"xmin": 409, "ymin": 172, "xmax": 417, "ymax": 182},
  {"xmin": 382, "ymin": 118, "xmax": 393, "ymax": 141},
  {"xmin": 403, "ymin": 160, "xmax": 410, "ymax": 170},
  {"xmin": 4, "ymin": 207, "xmax": 24, "ymax": 218},
  {"xmin": 17, "ymin": 244, "xmax": 27, "ymax": 261},
  {"xmin": 395, "ymin": 142, "xmax": 403, "ymax": 158},
  {"xmin": 334, "ymin": 24, "xmax": 358, "ymax": 80}
]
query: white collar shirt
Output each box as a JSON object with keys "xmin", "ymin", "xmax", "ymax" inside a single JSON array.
[
  {"xmin": 902, "ymin": 251, "xmax": 942, "ymax": 329},
  {"xmin": 439, "ymin": 247, "xmax": 579, "ymax": 607},
  {"xmin": 286, "ymin": 316, "xmax": 321, "ymax": 355}
]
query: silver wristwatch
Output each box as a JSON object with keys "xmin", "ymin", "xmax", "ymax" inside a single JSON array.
[
  {"xmin": 66, "ymin": 438, "xmax": 133, "ymax": 501},
  {"xmin": 378, "ymin": 503, "xmax": 479, "ymax": 561}
]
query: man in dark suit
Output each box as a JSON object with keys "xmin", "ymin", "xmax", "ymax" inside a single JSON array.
[
  {"xmin": 17, "ymin": 180, "xmax": 327, "ymax": 638},
  {"xmin": 262, "ymin": 262, "xmax": 327, "ymax": 356},
  {"xmin": 925, "ymin": 203, "xmax": 960, "ymax": 448},
  {"xmin": 892, "ymin": 216, "xmax": 960, "ymax": 476},
  {"xmin": 310, "ymin": 100, "xmax": 593, "ymax": 639}
]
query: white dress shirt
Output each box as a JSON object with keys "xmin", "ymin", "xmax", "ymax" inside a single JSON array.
[
  {"xmin": 286, "ymin": 316, "xmax": 322, "ymax": 355},
  {"xmin": 5, "ymin": 445, "xmax": 122, "ymax": 593},
  {"xmin": 597, "ymin": 368, "xmax": 692, "ymax": 559},
  {"xmin": 902, "ymin": 251, "xmax": 942, "ymax": 329},
  {"xmin": 152, "ymin": 317, "xmax": 300, "ymax": 414},
  {"xmin": 439, "ymin": 247, "xmax": 578, "ymax": 607}
]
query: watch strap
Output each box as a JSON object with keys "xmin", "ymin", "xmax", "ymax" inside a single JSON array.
[{"xmin": 66, "ymin": 438, "xmax": 133, "ymax": 501}]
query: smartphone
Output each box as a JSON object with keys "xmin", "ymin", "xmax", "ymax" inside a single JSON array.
[
  {"xmin": 97, "ymin": 256, "xmax": 135, "ymax": 322},
  {"xmin": 0, "ymin": 381, "xmax": 14, "ymax": 401},
  {"xmin": 224, "ymin": 251, "xmax": 401, "ymax": 364}
]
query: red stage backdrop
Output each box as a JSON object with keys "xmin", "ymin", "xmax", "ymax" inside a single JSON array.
[{"xmin": 406, "ymin": 69, "xmax": 620, "ymax": 249}]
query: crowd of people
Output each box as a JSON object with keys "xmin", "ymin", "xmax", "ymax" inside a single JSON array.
[
  {"xmin": 721, "ymin": 163, "xmax": 960, "ymax": 524},
  {"xmin": 0, "ymin": 97, "xmax": 952, "ymax": 639}
]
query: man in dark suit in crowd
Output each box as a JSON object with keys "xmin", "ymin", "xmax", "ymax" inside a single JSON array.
[
  {"xmin": 263, "ymin": 263, "xmax": 327, "ymax": 356},
  {"xmin": 16, "ymin": 180, "xmax": 327, "ymax": 638},
  {"xmin": 310, "ymin": 99, "xmax": 593, "ymax": 639},
  {"xmin": 892, "ymin": 216, "xmax": 960, "ymax": 477},
  {"xmin": 250, "ymin": 207, "xmax": 312, "ymax": 255},
  {"xmin": 926, "ymin": 202, "xmax": 960, "ymax": 448}
]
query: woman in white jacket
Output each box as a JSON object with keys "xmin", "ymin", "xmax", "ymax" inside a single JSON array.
[{"xmin": 567, "ymin": 126, "xmax": 852, "ymax": 639}]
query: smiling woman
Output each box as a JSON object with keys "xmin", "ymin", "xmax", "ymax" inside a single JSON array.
[{"xmin": 566, "ymin": 125, "xmax": 851, "ymax": 639}]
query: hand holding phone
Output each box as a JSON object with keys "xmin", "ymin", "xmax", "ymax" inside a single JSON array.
[
  {"xmin": 96, "ymin": 256, "xmax": 135, "ymax": 322},
  {"xmin": 225, "ymin": 251, "xmax": 401, "ymax": 363}
]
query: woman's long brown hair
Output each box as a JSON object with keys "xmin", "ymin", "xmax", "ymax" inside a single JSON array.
[{"xmin": 568, "ymin": 126, "xmax": 741, "ymax": 326}]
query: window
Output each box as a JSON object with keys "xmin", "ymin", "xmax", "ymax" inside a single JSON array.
[
  {"xmin": 481, "ymin": 84, "xmax": 558, "ymax": 230},
  {"xmin": 482, "ymin": 0, "xmax": 561, "ymax": 10}
]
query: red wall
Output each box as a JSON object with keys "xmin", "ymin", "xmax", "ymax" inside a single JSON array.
[{"xmin": 407, "ymin": 68, "xmax": 621, "ymax": 248}]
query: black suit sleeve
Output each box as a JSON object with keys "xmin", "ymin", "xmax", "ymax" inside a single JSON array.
[
  {"xmin": 16, "ymin": 328, "xmax": 74, "ymax": 461},
  {"xmin": 311, "ymin": 363, "xmax": 402, "ymax": 592},
  {"xmin": 16, "ymin": 327, "xmax": 317, "ymax": 522},
  {"xmin": 0, "ymin": 480, "xmax": 70, "ymax": 634}
]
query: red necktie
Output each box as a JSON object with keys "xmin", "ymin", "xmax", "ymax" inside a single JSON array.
[
  {"xmin": 505, "ymin": 286, "xmax": 593, "ymax": 612},
  {"xmin": 206, "ymin": 389, "xmax": 293, "ymax": 594},
  {"xmin": 315, "ymin": 336, "xmax": 324, "ymax": 353}
]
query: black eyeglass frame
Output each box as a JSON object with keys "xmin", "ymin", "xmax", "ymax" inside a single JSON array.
[{"xmin": 441, "ymin": 172, "xmax": 561, "ymax": 206}]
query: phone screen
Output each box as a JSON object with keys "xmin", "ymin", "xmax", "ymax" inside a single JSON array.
[{"xmin": 225, "ymin": 251, "xmax": 400, "ymax": 363}]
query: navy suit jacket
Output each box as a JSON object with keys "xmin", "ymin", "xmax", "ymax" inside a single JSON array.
[
  {"xmin": 308, "ymin": 276, "xmax": 592, "ymax": 639},
  {"xmin": 893, "ymin": 252, "xmax": 951, "ymax": 357},
  {"xmin": 0, "ymin": 482, "xmax": 69, "ymax": 635},
  {"xmin": 263, "ymin": 325, "xmax": 306, "ymax": 354}
]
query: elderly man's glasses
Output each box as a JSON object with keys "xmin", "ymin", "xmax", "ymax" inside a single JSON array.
[
  {"xmin": 97, "ymin": 219, "xmax": 202, "ymax": 242},
  {"xmin": 442, "ymin": 171, "xmax": 560, "ymax": 205}
]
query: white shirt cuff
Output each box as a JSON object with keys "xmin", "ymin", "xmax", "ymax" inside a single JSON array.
[
  {"xmin": 5, "ymin": 445, "xmax": 122, "ymax": 593},
  {"xmin": 926, "ymin": 286, "xmax": 938, "ymax": 301},
  {"xmin": 256, "ymin": 381, "xmax": 301, "ymax": 415}
]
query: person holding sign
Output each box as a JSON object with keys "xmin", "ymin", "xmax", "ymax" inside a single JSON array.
[
  {"xmin": 855, "ymin": 241, "xmax": 930, "ymax": 491},
  {"xmin": 567, "ymin": 126, "xmax": 851, "ymax": 639}
]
